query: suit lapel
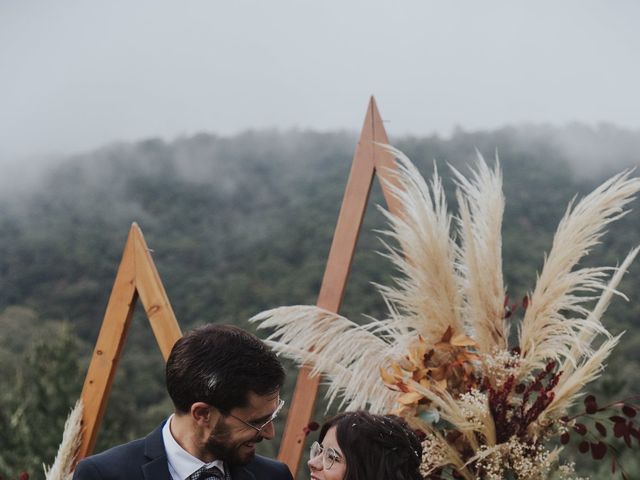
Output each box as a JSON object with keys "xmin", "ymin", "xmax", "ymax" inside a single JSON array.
[
  {"xmin": 142, "ymin": 424, "xmax": 172, "ymax": 480},
  {"xmin": 142, "ymin": 456, "xmax": 172, "ymax": 480},
  {"xmin": 229, "ymin": 465, "xmax": 256, "ymax": 480}
]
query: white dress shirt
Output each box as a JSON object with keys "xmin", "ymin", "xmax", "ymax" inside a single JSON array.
[{"xmin": 162, "ymin": 414, "xmax": 226, "ymax": 480}]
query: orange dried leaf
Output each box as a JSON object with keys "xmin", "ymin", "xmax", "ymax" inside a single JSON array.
[
  {"xmin": 435, "ymin": 378, "xmax": 448, "ymax": 390},
  {"xmin": 430, "ymin": 366, "xmax": 447, "ymax": 381},
  {"xmin": 398, "ymin": 391, "xmax": 423, "ymax": 405},
  {"xmin": 397, "ymin": 381, "xmax": 410, "ymax": 393},
  {"xmin": 409, "ymin": 343, "xmax": 428, "ymax": 364},
  {"xmin": 412, "ymin": 368, "xmax": 428, "ymax": 381},
  {"xmin": 391, "ymin": 362, "xmax": 404, "ymax": 377},
  {"xmin": 380, "ymin": 367, "xmax": 397, "ymax": 385},
  {"xmin": 399, "ymin": 357, "xmax": 415, "ymax": 371},
  {"xmin": 441, "ymin": 326, "xmax": 453, "ymax": 343},
  {"xmin": 451, "ymin": 334, "xmax": 477, "ymax": 347}
]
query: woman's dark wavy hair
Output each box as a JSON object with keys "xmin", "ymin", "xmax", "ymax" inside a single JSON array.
[{"xmin": 318, "ymin": 411, "xmax": 423, "ymax": 480}]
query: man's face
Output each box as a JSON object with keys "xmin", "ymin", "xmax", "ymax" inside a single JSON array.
[{"xmin": 205, "ymin": 390, "xmax": 280, "ymax": 466}]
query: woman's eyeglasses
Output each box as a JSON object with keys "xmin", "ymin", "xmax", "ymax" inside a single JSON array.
[{"xmin": 309, "ymin": 441, "xmax": 343, "ymax": 470}]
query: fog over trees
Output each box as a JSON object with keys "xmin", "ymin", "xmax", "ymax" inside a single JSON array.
[{"xmin": 1, "ymin": 125, "xmax": 639, "ymax": 479}]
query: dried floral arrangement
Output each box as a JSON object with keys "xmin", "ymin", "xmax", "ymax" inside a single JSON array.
[{"xmin": 251, "ymin": 148, "xmax": 640, "ymax": 479}]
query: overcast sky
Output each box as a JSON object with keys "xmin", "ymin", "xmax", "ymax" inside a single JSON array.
[{"xmin": 2, "ymin": 1, "xmax": 639, "ymax": 162}]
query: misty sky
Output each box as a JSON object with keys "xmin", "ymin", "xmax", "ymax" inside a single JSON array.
[{"xmin": 2, "ymin": 1, "xmax": 640, "ymax": 162}]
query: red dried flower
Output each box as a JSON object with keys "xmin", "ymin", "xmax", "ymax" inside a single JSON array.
[
  {"xmin": 585, "ymin": 395, "xmax": 599, "ymax": 414},
  {"xmin": 573, "ymin": 423, "xmax": 587, "ymax": 435},
  {"xmin": 590, "ymin": 441, "xmax": 607, "ymax": 460},
  {"xmin": 595, "ymin": 421, "xmax": 607, "ymax": 437}
]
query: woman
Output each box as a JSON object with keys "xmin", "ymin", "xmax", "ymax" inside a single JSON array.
[{"xmin": 308, "ymin": 411, "xmax": 423, "ymax": 480}]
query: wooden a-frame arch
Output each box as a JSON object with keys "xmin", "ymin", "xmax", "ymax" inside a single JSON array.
[
  {"xmin": 76, "ymin": 223, "xmax": 182, "ymax": 459},
  {"xmin": 75, "ymin": 97, "xmax": 402, "ymax": 478},
  {"xmin": 278, "ymin": 96, "xmax": 403, "ymax": 476}
]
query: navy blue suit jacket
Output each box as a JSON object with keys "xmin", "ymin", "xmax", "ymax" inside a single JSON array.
[{"xmin": 72, "ymin": 424, "xmax": 294, "ymax": 480}]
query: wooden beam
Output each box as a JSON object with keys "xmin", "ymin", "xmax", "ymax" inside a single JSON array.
[
  {"xmin": 368, "ymin": 97, "xmax": 402, "ymax": 214},
  {"xmin": 77, "ymin": 226, "xmax": 138, "ymax": 459},
  {"xmin": 277, "ymin": 97, "xmax": 400, "ymax": 475},
  {"xmin": 132, "ymin": 223, "xmax": 182, "ymax": 360}
]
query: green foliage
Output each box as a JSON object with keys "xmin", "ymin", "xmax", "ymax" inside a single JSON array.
[{"xmin": 0, "ymin": 312, "xmax": 83, "ymax": 479}]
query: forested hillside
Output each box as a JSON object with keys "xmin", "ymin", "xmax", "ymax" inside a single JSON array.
[{"xmin": 1, "ymin": 125, "xmax": 640, "ymax": 479}]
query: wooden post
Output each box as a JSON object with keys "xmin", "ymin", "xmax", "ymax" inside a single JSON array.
[
  {"xmin": 76, "ymin": 223, "xmax": 182, "ymax": 460},
  {"xmin": 277, "ymin": 97, "xmax": 402, "ymax": 476}
]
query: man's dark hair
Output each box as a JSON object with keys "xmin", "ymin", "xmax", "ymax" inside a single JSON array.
[
  {"xmin": 166, "ymin": 324, "xmax": 285, "ymax": 414},
  {"xmin": 318, "ymin": 411, "xmax": 423, "ymax": 480}
]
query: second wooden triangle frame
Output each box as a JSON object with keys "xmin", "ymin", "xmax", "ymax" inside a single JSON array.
[{"xmin": 74, "ymin": 97, "xmax": 403, "ymax": 478}]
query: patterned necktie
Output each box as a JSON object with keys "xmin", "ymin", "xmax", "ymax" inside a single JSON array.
[{"xmin": 186, "ymin": 464, "xmax": 229, "ymax": 480}]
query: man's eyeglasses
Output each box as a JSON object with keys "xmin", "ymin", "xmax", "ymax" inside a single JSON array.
[
  {"xmin": 228, "ymin": 398, "xmax": 285, "ymax": 435},
  {"xmin": 309, "ymin": 441, "xmax": 343, "ymax": 470}
]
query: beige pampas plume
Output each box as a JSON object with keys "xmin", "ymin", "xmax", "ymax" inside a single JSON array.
[
  {"xmin": 542, "ymin": 334, "xmax": 622, "ymax": 420},
  {"xmin": 250, "ymin": 306, "xmax": 399, "ymax": 412},
  {"xmin": 541, "ymin": 247, "xmax": 640, "ymax": 418},
  {"xmin": 451, "ymin": 153, "xmax": 507, "ymax": 353},
  {"xmin": 43, "ymin": 399, "xmax": 83, "ymax": 480},
  {"xmin": 374, "ymin": 146, "xmax": 463, "ymax": 343},
  {"xmin": 518, "ymin": 170, "xmax": 640, "ymax": 373}
]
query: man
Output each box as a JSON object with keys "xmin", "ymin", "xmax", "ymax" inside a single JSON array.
[{"xmin": 73, "ymin": 324, "xmax": 293, "ymax": 480}]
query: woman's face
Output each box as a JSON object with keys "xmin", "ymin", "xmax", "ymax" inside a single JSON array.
[{"xmin": 308, "ymin": 426, "xmax": 347, "ymax": 480}]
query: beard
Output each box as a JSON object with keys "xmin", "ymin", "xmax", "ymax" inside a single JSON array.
[{"xmin": 204, "ymin": 420, "xmax": 263, "ymax": 466}]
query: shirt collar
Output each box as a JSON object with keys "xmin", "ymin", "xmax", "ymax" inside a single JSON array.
[{"xmin": 162, "ymin": 414, "xmax": 226, "ymax": 480}]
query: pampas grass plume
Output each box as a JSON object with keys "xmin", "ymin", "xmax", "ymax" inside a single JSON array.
[{"xmin": 43, "ymin": 399, "xmax": 83, "ymax": 480}]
